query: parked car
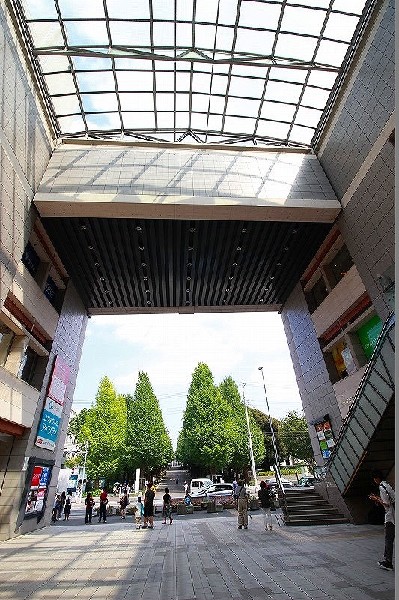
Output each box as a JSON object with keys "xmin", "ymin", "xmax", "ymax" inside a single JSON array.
[
  {"xmin": 205, "ymin": 483, "xmax": 234, "ymax": 497},
  {"xmin": 266, "ymin": 478, "xmax": 295, "ymax": 490},
  {"xmin": 295, "ymin": 476, "xmax": 315, "ymax": 487},
  {"xmin": 190, "ymin": 478, "xmax": 213, "ymax": 495}
]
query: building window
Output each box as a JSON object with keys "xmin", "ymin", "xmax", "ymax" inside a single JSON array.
[
  {"xmin": 327, "ymin": 245, "xmax": 353, "ymax": 287},
  {"xmin": 18, "ymin": 346, "xmax": 48, "ymax": 391},
  {"xmin": 305, "ymin": 277, "xmax": 329, "ymax": 313},
  {"xmin": 356, "ymin": 314, "xmax": 383, "ymax": 359},
  {"xmin": 22, "ymin": 241, "xmax": 41, "ymax": 278},
  {"xmin": 325, "ymin": 339, "xmax": 357, "ymax": 384}
]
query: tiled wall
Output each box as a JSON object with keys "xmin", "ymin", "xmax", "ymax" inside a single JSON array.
[
  {"xmin": 281, "ymin": 283, "xmax": 342, "ymax": 466},
  {"xmin": 318, "ymin": 0, "xmax": 394, "ymax": 198},
  {"xmin": 338, "ymin": 140, "xmax": 394, "ymax": 321},
  {"xmin": 0, "ymin": 0, "xmax": 53, "ymax": 307},
  {"xmin": 40, "ymin": 144, "xmax": 337, "ymax": 202}
]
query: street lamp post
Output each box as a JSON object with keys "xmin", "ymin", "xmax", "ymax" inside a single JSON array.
[
  {"xmin": 78, "ymin": 441, "xmax": 89, "ymax": 503},
  {"xmin": 242, "ymin": 383, "xmax": 258, "ymax": 491},
  {"xmin": 258, "ymin": 367, "xmax": 281, "ymax": 481}
]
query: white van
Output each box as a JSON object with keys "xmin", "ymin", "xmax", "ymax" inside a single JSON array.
[{"xmin": 190, "ymin": 478, "xmax": 213, "ymax": 495}]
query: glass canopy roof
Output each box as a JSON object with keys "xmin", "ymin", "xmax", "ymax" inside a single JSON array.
[{"xmin": 15, "ymin": 0, "xmax": 370, "ymax": 147}]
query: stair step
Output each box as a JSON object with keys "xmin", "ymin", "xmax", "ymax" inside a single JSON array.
[
  {"xmin": 285, "ymin": 516, "xmax": 349, "ymax": 526},
  {"xmin": 285, "ymin": 507, "xmax": 341, "ymax": 515}
]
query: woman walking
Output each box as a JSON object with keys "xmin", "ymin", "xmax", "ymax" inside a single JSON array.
[
  {"xmin": 258, "ymin": 481, "xmax": 273, "ymax": 531},
  {"xmin": 85, "ymin": 492, "xmax": 95, "ymax": 524},
  {"xmin": 162, "ymin": 487, "xmax": 173, "ymax": 525}
]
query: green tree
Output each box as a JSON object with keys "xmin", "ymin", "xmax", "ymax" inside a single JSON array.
[
  {"xmin": 218, "ymin": 377, "xmax": 265, "ymax": 474},
  {"xmin": 79, "ymin": 376, "xmax": 127, "ymax": 483},
  {"xmin": 249, "ymin": 408, "xmax": 285, "ymax": 469},
  {"xmin": 176, "ymin": 363, "xmax": 234, "ymax": 473},
  {"xmin": 279, "ymin": 411, "xmax": 314, "ymax": 467},
  {"xmin": 124, "ymin": 372, "xmax": 173, "ymax": 480}
]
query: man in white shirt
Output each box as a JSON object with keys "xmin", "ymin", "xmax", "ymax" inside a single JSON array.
[{"xmin": 369, "ymin": 469, "xmax": 395, "ymax": 571}]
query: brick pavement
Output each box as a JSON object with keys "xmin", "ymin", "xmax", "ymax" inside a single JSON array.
[{"xmin": 0, "ymin": 508, "xmax": 394, "ymax": 600}]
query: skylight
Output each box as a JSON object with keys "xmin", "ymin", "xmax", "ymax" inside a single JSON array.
[{"xmin": 15, "ymin": 0, "xmax": 370, "ymax": 147}]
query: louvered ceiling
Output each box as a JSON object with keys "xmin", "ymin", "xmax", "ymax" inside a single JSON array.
[{"xmin": 42, "ymin": 217, "xmax": 331, "ymax": 313}]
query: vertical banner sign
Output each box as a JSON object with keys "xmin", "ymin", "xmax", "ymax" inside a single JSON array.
[
  {"xmin": 314, "ymin": 415, "xmax": 335, "ymax": 460},
  {"xmin": 35, "ymin": 356, "xmax": 70, "ymax": 451}
]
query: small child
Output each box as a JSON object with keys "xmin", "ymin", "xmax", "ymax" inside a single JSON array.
[{"xmin": 135, "ymin": 496, "xmax": 144, "ymax": 529}]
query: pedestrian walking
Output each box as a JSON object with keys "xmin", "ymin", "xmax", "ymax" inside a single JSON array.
[
  {"xmin": 369, "ymin": 470, "xmax": 395, "ymax": 570},
  {"xmin": 184, "ymin": 481, "xmax": 189, "ymax": 496},
  {"xmin": 143, "ymin": 482, "xmax": 155, "ymax": 529},
  {"xmin": 52, "ymin": 494, "xmax": 61, "ymax": 522},
  {"xmin": 134, "ymin": 496, "xmax": 144, "ymax": 529},
  {"xmin": 162, "ymin": 487, "xmax": 173, "ymax": 525},
  {"xmin": 258, "ymin": 480, "xmax": 273, "ymax": 531},
  {"xmin": 98, "ymin": 488, "xmax": 108, "ymax": 523},
  {"xmin": 58, "ymin": 491, "xmax": 66, "ymax": 519},
  {"xmin": 235, "ymin": 479, "xmax": 249, "ymax": 529},
  {"xmin": 85, "ymin": 492, "xmax": 95, "ymax": 524},
  {"xmin": 63, "ymin": 494, "xmax": 72, "ymax": 521},
  {"xmin": 119, "ymin": 492, "xmax": 129, "ymax": 519}
]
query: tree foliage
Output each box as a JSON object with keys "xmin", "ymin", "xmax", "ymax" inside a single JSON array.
[
  {"xmin": 279, "ymin": 410, "xmax": 314, "ymax": 465},
  {"xmin": 176, "ymin": 363, "xmax": 235, "ymax": 473},
  {"xmin": 124, "ymin": 371, "xmax": 173, "ymax": 479},
  {"xmin": 218, "ymin": 377, "xmax": 265, "ymax": 472}
]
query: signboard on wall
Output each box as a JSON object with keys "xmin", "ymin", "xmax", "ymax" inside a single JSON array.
[
  {"xmin": 24, "ymin": 463, "xmax": 52, "ymax": 518},
  {"xmin": 314, "ymin": 415, "xmax": 335, "ymax": 460},
  {"xmin": 35, "ymin": 355, "xmax": 70, "ymax": 451}
]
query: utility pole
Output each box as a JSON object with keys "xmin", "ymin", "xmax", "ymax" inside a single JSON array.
[
  {"xmin": 78, "ymin": 441, "xmax": 89, "ymax": 503},
  {"xmin": 242, "ymin": 383, "xmax": 258, "ymax": 492}
]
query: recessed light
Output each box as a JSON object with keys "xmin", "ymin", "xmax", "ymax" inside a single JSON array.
[
  {"xmin": 136, "ymin": 226, "xmax": 142, "ymax": 231},
  {"xmin": 139, "ymin": 246, "xmax": 145, "ymax": 251},
  {"xmin": 259, "ymin": 298, "xmax": 264, "ymax": 303},
  {"xmin": 100, "ymin": 277, "xmax": 105, "ymax": 282},
  {"xmin": 284, "ymin": 246, "xmax": 289, "ymax": 251},
  {"xmin": 228, "ymin": 276, "xmax": 233, "ymax": 280},
  {"xmin": 186, "ymin": 289, "xmax": 190, "ymax": 293},
  {"xmin": 145, "ymin": 289, "xmax": 150, "ymax": 294},
  {"xmin": 80, "ymin": 225, "xmax": 87, "ymax": 231},
  {"xmin": 185, "ymin": 301, "xmax": 190, "ymax": 305},
  {"xmin": 242, "ymin": 228, "xmax": 247, "ymax": 233},
  {"xmin": 276, "ymin": 262, "xmax": 282, "ymax": 266},
  {"xmin": 146, "ymin": 301, "xmax": 151, "ymax": 305},
  {"xmin": 237, "ymin": 246, "xmax": 242, "ymax": 251},
  {"xmin": 88, "ymin": 245, "xmax": 94, "ymax": 250},
  {"xmin": 225, "ymin": 288, "xmax": 230, "ymax": 292},
  {"xmin": 187, "ymin": 276, "xmax": 191, "ymax": 281},
  {"xmin": 141, "ymin": 262, "xmax": 146, "ymax": 267},
  {"xmin": 188, "ymin": 246, "xmax": 194, "ymax": 251},
  {"xmin": 94, "ymin": 262, "xmax": 100, "ymax": 267},
  {"xmin": 143, "ymin": 276, "xmax": 148, "ymax": 281},
  {"xmin": 269, "ymin": 276, "xmax": 275, "ymax": 280},
  {"xmin": 187, "ymin": 262, "xmax": 192, "ymax": 267},
  {"xmin": 232, "ymin": 262, "xmax": 237, "ymax": 267},
  {"xmin": 189, "ymin": 227, "xmax": 196, "ymax": 233}
]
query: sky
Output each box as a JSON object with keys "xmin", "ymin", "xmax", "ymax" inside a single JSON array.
[{"xmin": 73, "ymin": 311, "xmax": 303, "ymax": 448}]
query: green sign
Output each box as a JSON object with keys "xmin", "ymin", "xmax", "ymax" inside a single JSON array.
[{"xmin": 357, "ymin": 315, "xmax": 383, "ymax": 359}]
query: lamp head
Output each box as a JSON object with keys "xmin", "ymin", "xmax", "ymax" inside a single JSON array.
[{"xmin": 258, "ymin": 366, "xmax": 263, "ymax": 371}]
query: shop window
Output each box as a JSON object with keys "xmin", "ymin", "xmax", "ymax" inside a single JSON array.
[
  {"xmin": 44, "ymin": 275, "xmax": 64, "ymax": 312},
  {"xmin": 326, "ymin": 245, "xmax": 353, "ymax": 287},
  {"xmin": 325, "ymin": 340, "xmax": 357, "ymax": 384},
  {"xmin": 305, "ymin": 277, "xmax": 329, "ymax": 313}
]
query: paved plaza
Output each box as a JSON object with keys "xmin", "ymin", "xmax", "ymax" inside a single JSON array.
[{"xmin": 0, "ymin": 506, "xmax": 395, "ymax": 600}]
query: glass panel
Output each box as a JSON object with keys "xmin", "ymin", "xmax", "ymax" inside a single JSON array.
[
  {"xmin": 39, "ymin": 55, "xmax": 70, "ymax": 73},
  {"xmin": 195, "ymin": 24, "xmax": 217, "ymax": 49},
  {"xmin": 155, "ymin": 72, "xmax": 175, "ymax": 92},
  {"xmin": 58, "ymin": 0, "xmax": 105, "ymax": 18},
  {"xmin": 52, "ymin": 95, "xmax": 81, "ymax": 116},
  {"xmin": 289, "ymin": 124, "xmax": 314, "ymax": 145},
  {"xmin": 209, "ymin": 96, "xmax": 225, "ymax": 113},
  {"xmin": 229, "ymin": 76, "xmax": 264, "ymax": 99},
  {"xmin": 257, "ymin": 120, "xmax": 290, "ymax": 140},
  {"xmin": 265, "ymin": 81, "xmax": 302, "ymax": 103},
  {"xmin": 77, "ymin": 71, "xmax": 116, "ymax": 92},
  {"xmin": 275, "ymin": 34, "xmax": 318, "ymax": 62},
  {"xmin": 21, "ymin": 0, "xmax": 57, "ymax": 19},
  {"xmin": 224, "ymin": 116, "xmax": 255, "ymax": 134},
  {"xmin": 73, "ymin": 57, "xmax": 113, "ymax": 71},
  {"xmin": 208, "ymin": 114, "xmax": 223, "ymax": 131},
  {"xmin": 82, "ymin": 93, "xmax": 119, "ymax": 112},
  {"xmin": 45, "ymin": 73, "xmax": 76, "ymax": 95},
  {"xmin": 226, "ymin": 97, "xmax": 259, "ymax": 118},
  {"xmin": 324, "ymin": 13, "xmax": 359, "ymax": 42},
  {"xmin": 281, "ymin": 6, "xmax": 326, "ymax": 35},
  {"xmin": 155, "ymin": 93, "xmax": 175, "ymax": 111},
  {"xmin": 215, "ymin": 26, "xmax": 235, "ymax": 51},
  {"xmin": 119, "ymin": 93, "xmax": 155, "ymax": 112},
  {"xmin": 261, "ymin": 102, "xmax": 296, "ymax": 122},
  {"xmin": 210, "ymin": 74, "xmax": 228, "ymax": 95},
  {"xmin": 153, "ymin": 1, "xmax": 175, "ymax": 20},
  {"xmin": 301, "ymin": 86, "xmax": 330, "ymax": 109},
  {"xmin": 64, "ymin": 21, "xmax": 109, "ymax": 46},
  {"xmin": 270, "ymin": 67, "xmax": 308, "ymax": 84},
  {"xmin": 106, "ymin": 0, "xmax": 150, "ymax": 19},
  {"xmin": 192, "ymin": 72, "xmax": 212, "ymax": 92},
  {"xmin": 295, "ymin": 106, "xmax": 322, "ymax": 128},
  {"xmin": 239, "ymin": 1, "xmax": 281, "ymax": 29},
  {"xmin": 157, "ymin": 113, "xmax": 175, "ymax": 128},
  {"xmin": 114, "ymin": 59, "xmax": 151, "ymax": 71},
  {"xmin": 176, "ymin": 0, "xmax": 193, "ymax": 21},
  {"xmin": 58, "ymin": 115, "xmax": 85, "ymax": 133},
  {"xmin": 176, "ymin": 23, "xmax": 192, "ymax": 47},
  {"xmin": 316, "ymin": 40, "xmax": 349, "ymax": 67},
  {"xmin": 176, "ymin": 94, "xmax": 190, "ymax": 111},
  {"xmin": 110, "ymin": 22, "xmax": 151, "ymax": 46},
  {"xmin": 153, "ymin": 22, "xmax": 175, "ymax": 46},
  {"xmin": 307, "ymin": 69, "xmax": 337, "ymax": 89},
  {"xmin": 123, "ymin": 112, "xmax": 155, "ymax": 129},
  {"xmin": 218, "ymin": 0, "xmax": 239, "ymax": 26},
  {"xmin": 86, "ymin": 113, "xmax": 121, "ymax": 130},
  {"xmin": 29, "ymin": 22, "xmax": 64, "ymax": 48},
  {"xmin": 176, "ymin": 72, "xmax": 191, "ymax": 91},
  {"xmin": 116, "ymin": 71, "xmax": 154, "ymax": 92},
  {"xmin": 191, "ymin": 94, "xmax": 210, "ymax": 112},
  {"xmin": 191, "ymin": 113, "xmax": 209, "ymax": 130},
  {"xmin": 196, "ymin": 0, "xmax": 219, "ymax": 24},
  {"xmin": 235, "ymin": 29, "xmax": 275, "ymax": 55},
  {"xmin": 175, "ymin": 112, "xmax": 190, "ymax": 129},
  {"xmin": 333, "ymin": 0, "xmax": 366, "ymax": 15}
]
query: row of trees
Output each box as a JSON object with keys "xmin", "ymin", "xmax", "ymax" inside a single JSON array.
[
  {"xmin": 68, "ymin": 373, "xmax": 173, "ymax": 483},
  {"xmin": 68, "ymin": 363, "xmax": 314, "ymax": 484},
  {"xmin": 176, "ymin": 363, "xmax": 314, "ymax": 475}
]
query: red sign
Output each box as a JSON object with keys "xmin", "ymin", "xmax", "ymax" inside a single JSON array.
[
  {"xmin": 31, "ymin": 466, "xmax": 43, "ymax": 488},
  {"xmin": 47, "ymin": 356, "xmax": 70, "ymax": 406}
]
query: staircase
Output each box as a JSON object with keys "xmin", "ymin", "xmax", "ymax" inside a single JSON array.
[
  {"xmin": 280, "ymin": 488, "xmax": 349, "ymax": 526},
  {"xmin": 328, "ymin": 313, "xmax": 395, "ymax": 495}
]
